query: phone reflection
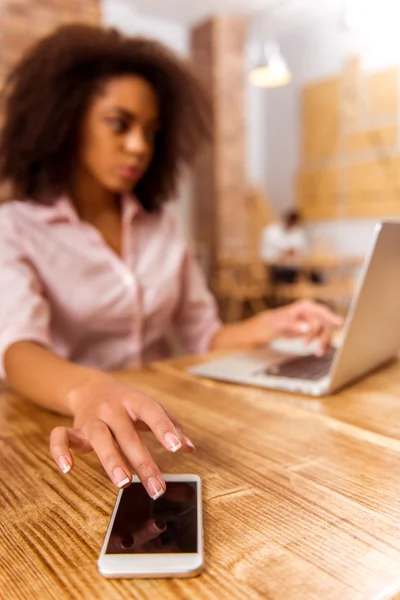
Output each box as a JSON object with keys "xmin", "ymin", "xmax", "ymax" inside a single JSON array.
[{"xmin": 106, "ymin": 481, "xmax": 198, "ymax": 554}]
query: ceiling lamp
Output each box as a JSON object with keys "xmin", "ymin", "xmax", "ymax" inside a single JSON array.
[{"xmin": 249, "ymin": 41, "xmax": 292, "ymax": 88}]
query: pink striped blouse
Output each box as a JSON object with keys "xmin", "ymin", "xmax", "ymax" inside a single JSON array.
[{"xmin": 0, "ymin": 195, "xmax": 221, "ymax": 379}]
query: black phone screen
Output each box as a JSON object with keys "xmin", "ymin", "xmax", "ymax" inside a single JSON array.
[{"xmin": 105, "ymin": 481, "xmax": 198, "ymax": 555}]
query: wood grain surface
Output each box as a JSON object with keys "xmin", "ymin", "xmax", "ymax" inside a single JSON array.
[{"xmin": 1, "ymin": 356, "xmax": 400, "ymax": 599}]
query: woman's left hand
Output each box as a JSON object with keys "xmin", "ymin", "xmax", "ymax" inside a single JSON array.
[{"xmin": 246, "ymin": 300, "xmax": 343, "ymax": 356}]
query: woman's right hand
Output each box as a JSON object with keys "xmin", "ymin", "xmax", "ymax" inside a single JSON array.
[{"xmin": 49, "ymin": 372, "xmax": 194, "ymax": 499}]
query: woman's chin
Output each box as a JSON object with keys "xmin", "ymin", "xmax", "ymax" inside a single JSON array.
[{"xmin": 104, "ymin": 180, "xmax": 135, "ymax": 194}]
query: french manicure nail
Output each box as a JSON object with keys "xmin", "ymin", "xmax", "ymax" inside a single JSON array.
[
  {"xmin": 58, "ymin": 456, "xmax": 71, "ymax": 474},
  {"xmin": 148, "ymin": 476, "xmax": 165, "ymax": 500},
  {"xmin": 120, "ymin": 533, "xmax": 134, "ymax": 549},
  {"xmin": 164, "ymin": 432, "xmax": 182, "ymax": 452},
  {"xmin": 114, "ymin": 467, "xmax": 131, "ymax": 488},
  {"xmin": 154, "ymin": 519, "xmax": 167, "ymax": 532},
  {"xmin": 184, "ymin": 436, "xmax": 196, "ymax": 450}
]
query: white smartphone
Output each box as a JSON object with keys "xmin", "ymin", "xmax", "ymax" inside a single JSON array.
[{"xmin": 97, "ymin": 474, "xmax": 203, "ymax": 579}]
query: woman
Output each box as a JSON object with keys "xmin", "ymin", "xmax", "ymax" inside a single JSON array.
[{"xmin": 0, "ymin": 25, "xmax": 341, "ymax": 499}]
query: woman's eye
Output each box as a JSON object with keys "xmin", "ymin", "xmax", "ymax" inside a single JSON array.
[{"xmin": 108, "ymin": 118, "xmax": 129, "ymax": 134}]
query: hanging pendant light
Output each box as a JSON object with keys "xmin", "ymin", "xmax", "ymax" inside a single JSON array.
[{"xmin": 249, "ymin": 41, "xmax": 292, "ymax": 88}]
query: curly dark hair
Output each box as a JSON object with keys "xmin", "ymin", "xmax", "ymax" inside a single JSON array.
[{"xmin": 0, "ymin": 24, "xmax": 211, "ymax": 212}]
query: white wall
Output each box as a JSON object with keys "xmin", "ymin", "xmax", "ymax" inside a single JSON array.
[
  {"xmin": 101, "ymin": 0, "xmax": 189, "ymax": 55},
  {"xmin": 100, "ymin": 0, "xmax": 192, "ymax": 228},
  {"xmin": 246, "ymin": 18, "xmax": 268, "ymax": 187},
  {"xmin": 247, "ymin": 5, "xmax": 400, "ymax": 256}
]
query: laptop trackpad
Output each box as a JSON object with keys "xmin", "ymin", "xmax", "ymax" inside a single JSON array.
[{"xmin": 262, "ymin": 347, "xmax": 336, "ymax": 381}]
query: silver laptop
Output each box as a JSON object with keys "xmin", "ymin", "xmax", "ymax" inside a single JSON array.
[{"xmin": 189, "ymin": 221, "xmax": 400, "ymax": 396}]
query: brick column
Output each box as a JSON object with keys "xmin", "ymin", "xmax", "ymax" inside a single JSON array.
[
  {"xmin": 190, "ymin": 16, "xmax": 248, "ymax": 279},
  {"xmin": 0, "ymin": 0, "xmax": 101, "ymax": 200},
  {"xmin": 0, "ymin": 0, "xmax": 101, "ymax": 92}
]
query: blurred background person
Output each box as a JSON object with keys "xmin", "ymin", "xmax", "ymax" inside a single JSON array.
[
  {"xmin": 260, "ymin": 209, "xmax": 320, "ymax": 284},
  {"xmin": 261, "ymin": 210, "xmax": 308, "ymax": 262}
]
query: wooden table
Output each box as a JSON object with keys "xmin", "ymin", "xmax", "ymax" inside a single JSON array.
[{"xmin": 2, "ymin": 353, "xmax": 400, "ymax": 600}]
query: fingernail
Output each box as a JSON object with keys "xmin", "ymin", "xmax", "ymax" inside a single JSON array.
[
  {"xmin": 120, "ymin": 533, "xmax": 134, "ymax": 549},
  {"xmin": 164, "ymin": 432, "xmax": 182, "ymax": 452},
  {"xmin": 58, "ymin": 456, "xmax": 71, "ymax": 474},
  {"xmin": 184, "ymin": 436, "xmax": 196, "ymax": 450},
  {"xmin": 114, "ymin": 467, "xmax": 131, "ymax": 488},
  {"xmin": 316, "ymin": 347, "xmax": 324, "ymax": 357},
  {"xmin": 154, "ymin": 519, "xmax": 167, "ymax": 532},
  {"xmin": 148, "ymin": 476, "xmax": 165, "ymax": 500},
  {"xmin": 299, "ymin": 323, "xmax": 311, "ymax": 333}
]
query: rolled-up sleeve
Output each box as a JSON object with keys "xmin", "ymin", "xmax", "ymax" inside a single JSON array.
[
  {"xmin": 0, "ymin": 209, "xmax": 51, "ymax": 379},
  {"xmin": 173, "ymin": 243, "xmax": 222, "ymax": 355}
]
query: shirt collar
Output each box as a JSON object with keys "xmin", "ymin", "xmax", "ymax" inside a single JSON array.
[
  {"xmin": 122, "ymin": 193, "xmax": 143, "ymax": 224},
  {"xmin": 30, "ymin": 194, "xmax": 143, "ymax": 225}
]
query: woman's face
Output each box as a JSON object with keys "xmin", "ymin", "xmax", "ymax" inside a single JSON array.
[{"xmin": 78, "ymin": 75, "xmax": 160, "ymax": 193}]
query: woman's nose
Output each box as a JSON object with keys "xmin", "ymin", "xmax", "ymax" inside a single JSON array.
[{"xmin": 124, "ymin": 128, "xmax": 148, "ymax": 156}]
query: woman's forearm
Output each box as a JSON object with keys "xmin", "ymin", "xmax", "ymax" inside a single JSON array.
[
  {"xmin": 209, "ymin": 316, "xmax": 270, "ymax": 351},
  {"xmin": 4, "ymin": 341, "xmax": 104, "ymax": 416}
]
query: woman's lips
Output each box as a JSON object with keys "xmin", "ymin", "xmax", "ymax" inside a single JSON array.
[{"xmin": 120, "ymin": 166, "xmax": 143, "ymax": 181}]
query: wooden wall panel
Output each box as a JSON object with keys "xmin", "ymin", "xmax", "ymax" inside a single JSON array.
[
  {"xmin": 346, "ymin": 158, "xmax": 400, "ymax": 216},
  {"xmin": 298, "ymin": 57, "xmax": 400, "ymax": 220},
  {"xmin": 345, "ymin": 126, "xmax": 398, "ymax": 152},
  {"xmin": 347, "ymin": 158, "xmax": 400, "ymax": 194},
  {"xmin": 347, "ymin": 195, "xmax": 400, "ymax": 217},
  {"xmin": 298, "ymin": 169, "xmax": 338, "ymax": 220},
  {"xmin": 302, "ymin": 78, "xmax": 340, "ymax": 160},
  {"xmin": 367, "ymin": 68, "xmax": 399, "ymax": 117}
]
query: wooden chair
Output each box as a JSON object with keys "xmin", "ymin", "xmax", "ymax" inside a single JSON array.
[
  {"xmin": 210, "ymin": 187, "xmax": 276, "ymax": 321},
  {"xmin": 275, "ymin": 280, "xmax": 355, "ymax": 315},
  {"xmin": 213, "ymin": 255, "xmax": 270, "ymax": 322},
  {"xmin": 272, "ymin": 256, "xmax": 361, "ymax": 316}
]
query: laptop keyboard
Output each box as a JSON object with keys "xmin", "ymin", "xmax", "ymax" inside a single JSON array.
[{"xmin": 263, "ymin": 347, "xmax": 336, "ymax": 381}]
